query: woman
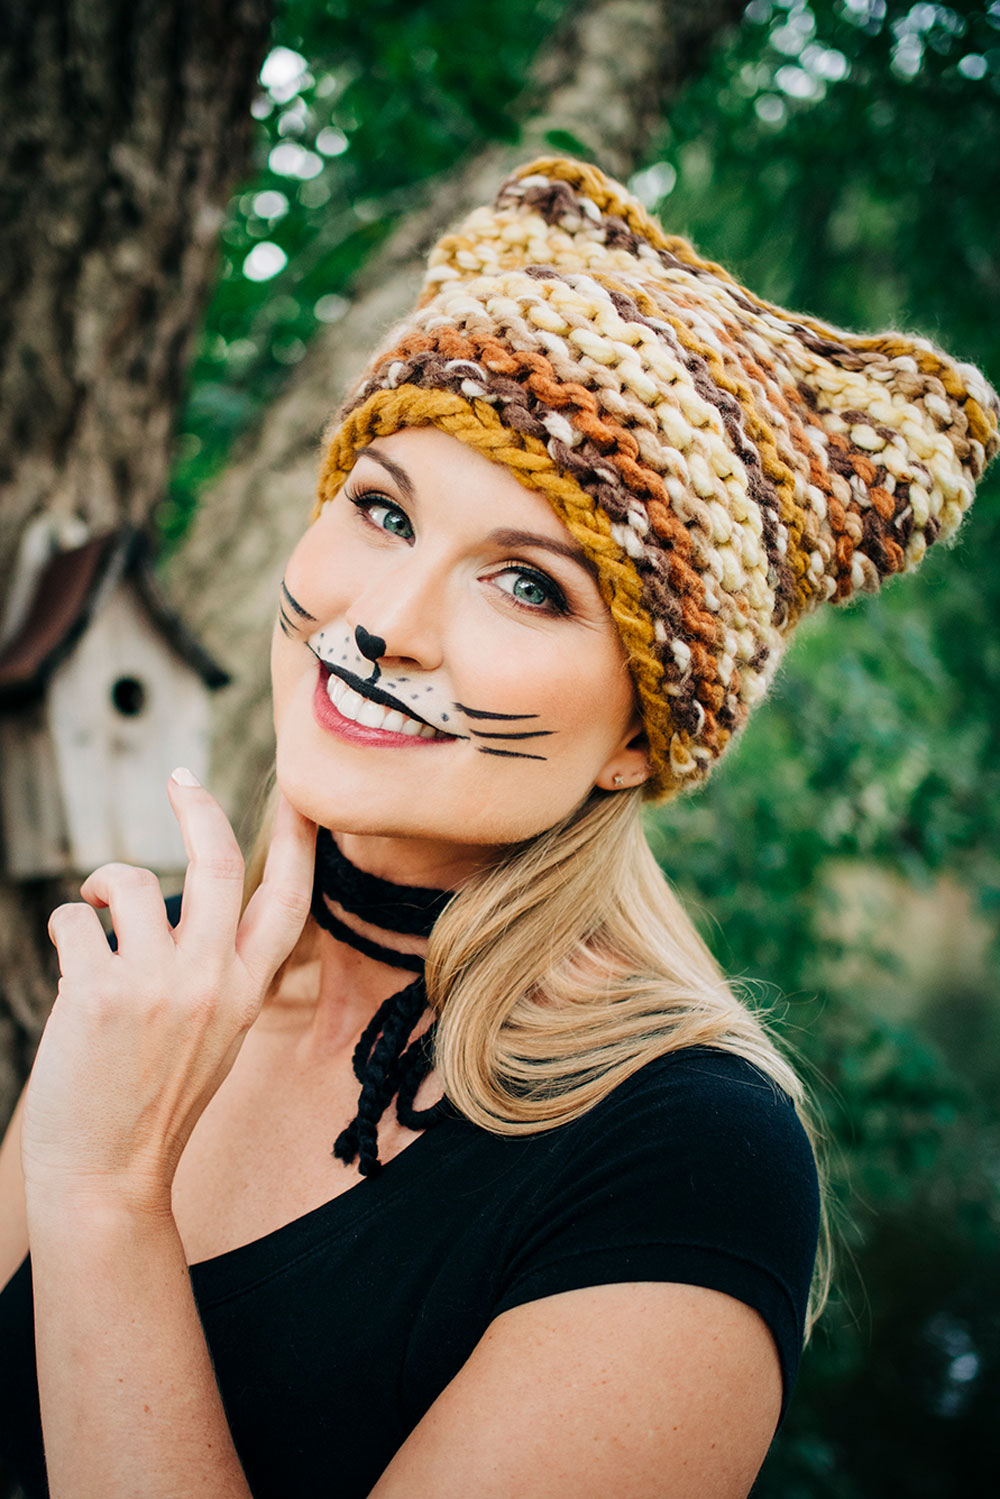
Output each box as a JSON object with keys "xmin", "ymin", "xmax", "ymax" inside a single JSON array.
[{"xmin": 0, "ymin": 157, "xmax": 996, "ymax": 1499}]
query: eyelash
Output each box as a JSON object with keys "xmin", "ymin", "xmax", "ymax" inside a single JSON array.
[{"xmin": 343, "ymin": 485, "xmax": 570, "ymax": 617}]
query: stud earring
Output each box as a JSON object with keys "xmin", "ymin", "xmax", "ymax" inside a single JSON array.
[{"xmin": 613, "ymin": 774, "xmax": 625, "ymax": 787}]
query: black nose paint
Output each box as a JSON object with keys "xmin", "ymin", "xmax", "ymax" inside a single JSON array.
[
  {"xmin": 355, "ymin": 625, "xmax": 386, "ymax": 662},
  {"xmin": 355, "ymin": 624, "xmax": 386, "ymax": 684}
]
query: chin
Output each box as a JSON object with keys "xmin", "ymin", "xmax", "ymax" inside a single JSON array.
[{"xmin": 274, "ymin": 752, "xmax": 584, "ymax": 849}]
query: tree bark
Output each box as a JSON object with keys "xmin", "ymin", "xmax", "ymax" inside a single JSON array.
[
  {"xmin": 0, "ymin": 0, "xmax": 271, "ymax": 1142},
  {"xmin": 169, "ymin": 0, "xmax": 749, "ymax": 824}
]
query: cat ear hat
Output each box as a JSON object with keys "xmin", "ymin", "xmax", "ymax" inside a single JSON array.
[{"xmin": 316, "ymin": 157, "xmax": 999, "ymax": 803}]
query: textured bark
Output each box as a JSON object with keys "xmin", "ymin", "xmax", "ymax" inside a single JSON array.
[
  {"xmin": 0, "ymin": 0, "xmax": 271, "ymax": 1169},
  {"xmin": 169, "ymin": 0, "xmax": 749, "ymax": 824},
  {"xmin": 0, "ymin": 0, "xmax": 271, "ymax": 586}
]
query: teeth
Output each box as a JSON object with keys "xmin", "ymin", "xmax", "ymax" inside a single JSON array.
[
  {"xmin": 356, "ymin": 698, "xmax": 386, "ymax": 728},
  {"xmin": 325, "ymin": 670, "xmax": 441, "ymax": 739}
]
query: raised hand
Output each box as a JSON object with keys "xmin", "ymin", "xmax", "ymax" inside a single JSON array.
[{"xmin": 21, "ymin": 772, "xmax": 317, "ymax": 1218}]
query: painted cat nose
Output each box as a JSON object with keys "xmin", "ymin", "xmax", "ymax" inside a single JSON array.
[{"xmin": 354, "ymin": 624, "xmax": 387, "ymax": 663}]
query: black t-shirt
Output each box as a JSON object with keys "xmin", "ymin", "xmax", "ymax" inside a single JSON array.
[{"xmin": 0, "ymin": 1047, "xmax": 820, "ymax": 1499}]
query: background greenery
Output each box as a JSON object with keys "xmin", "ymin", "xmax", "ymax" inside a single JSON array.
[{"xmin": 161, "ymin": 2, "xmax": 1000, "ymax": 1491}]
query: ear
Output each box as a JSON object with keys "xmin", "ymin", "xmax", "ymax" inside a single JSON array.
[{"xmin": 594, "ymin": 718, "xmax": 650, "ymax": 793}]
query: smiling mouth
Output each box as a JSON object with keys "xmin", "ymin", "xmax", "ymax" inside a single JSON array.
[{"xmin": 319, "ymin": 662, "xmax": 456, "ymax": 739}]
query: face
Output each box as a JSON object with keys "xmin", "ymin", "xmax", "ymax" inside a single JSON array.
[{"xmin": 272, "ymin": 427, "xmax": 648, "ymax": 870}]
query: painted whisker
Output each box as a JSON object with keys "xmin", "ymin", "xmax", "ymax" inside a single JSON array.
[
  {"xmin": 454, "ymin": 703, "xmax": 540, "ymax": 721},
  {"xmin": 476, "ymin": 746, "xmax": 548, "ymax": 761},
  {"xmin": 470, "ymin": 729, "xmax": 554, "ymax": 740},
  {"xmin": 281, "ymin": 580, "xmax": 317, "ymax": 621}
]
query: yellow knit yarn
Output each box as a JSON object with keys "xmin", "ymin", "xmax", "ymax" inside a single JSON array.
[{"xmin": 317, "ymin": 384, "xmax": 683, "ymax": 790}]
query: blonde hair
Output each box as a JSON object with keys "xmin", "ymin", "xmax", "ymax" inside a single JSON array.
[{"xmin": 247, "ymin": 779, "xmax": 831, "ymax": 1333}]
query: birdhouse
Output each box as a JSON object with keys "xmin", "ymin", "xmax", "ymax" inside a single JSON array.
[{"xmin": 0, "ymin": 528, "xmax": 229, "ymax": 878}]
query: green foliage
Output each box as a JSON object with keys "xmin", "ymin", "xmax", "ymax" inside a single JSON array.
[
  {"xmin": 635, "ymin": 2, "xmax": 1000, "ymax": 1490},
  {"xmin": 161, "ymin": 0, "xmax": 571, "ymax": 544}
]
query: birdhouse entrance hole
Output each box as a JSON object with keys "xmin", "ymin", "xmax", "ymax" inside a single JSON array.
[{"xmin": 111, "ymin": 676, "xmax": 146, "ymax": 717}]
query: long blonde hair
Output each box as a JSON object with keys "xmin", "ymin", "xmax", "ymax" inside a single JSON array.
[{"xmin": 247, "ymin": 779, "xmax": 831, "ymax": 1331}]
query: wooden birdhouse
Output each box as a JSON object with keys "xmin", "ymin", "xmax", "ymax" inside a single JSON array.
[{"xmin": 0, "ymin": 528, "xmax": 229, "ymax": 878}]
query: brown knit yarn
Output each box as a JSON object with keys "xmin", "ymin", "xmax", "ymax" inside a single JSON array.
[{"xmin": 315, "ymin": 157, "xmax": 999, "ymax": 803}]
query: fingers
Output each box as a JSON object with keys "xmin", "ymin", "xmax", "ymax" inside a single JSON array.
[
  {"xmin": 48, "ymin": 901, "xmax": 114, "ymax": 978},
  {"xmin": 167, "ymin": 769, "xmax": 247, "ymax": 959},
  {"xmin": 79, "ymin": 863, "xmax": 172, "ymax": 961},
  {"xmin": 236, "ymin": 793, "xmax": 317, "ymax": 983}
]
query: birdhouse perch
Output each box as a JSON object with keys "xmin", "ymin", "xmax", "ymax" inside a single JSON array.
[{"xmin": 0, "ymin": 528, "xmax": 229, "ymax": 878}]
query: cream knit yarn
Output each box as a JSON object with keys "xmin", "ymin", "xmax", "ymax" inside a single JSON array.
[{"xmin": 316, "ymin": 157, "xmax": 999, "ymax": 802}]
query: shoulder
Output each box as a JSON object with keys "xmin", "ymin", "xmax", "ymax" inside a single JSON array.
[
  {"xmin": 561, "ymin": 1045, "xmax": 818, "ymax": 1200},
  {"xmin": 494, "ymin": 1046, "xmax": 820, "ymax": 1415}
]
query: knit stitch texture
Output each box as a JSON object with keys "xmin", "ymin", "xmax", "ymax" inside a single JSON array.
[{"xmin": 316, "ymin": 157, "xmax": 999, "ymax": 802}]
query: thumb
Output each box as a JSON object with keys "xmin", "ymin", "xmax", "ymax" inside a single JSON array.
[{"xmin": 236, "ymin": 795, "xmax": 317, "ymax": 985}]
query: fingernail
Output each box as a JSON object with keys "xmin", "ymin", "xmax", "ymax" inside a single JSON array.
[{"xmin": 171, "ymin": 766, "xmax": 201, "ymax": 787}]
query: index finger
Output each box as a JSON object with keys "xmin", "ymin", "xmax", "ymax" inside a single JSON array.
[{"xmin": 167, "ymin": 768, "xmax": 246, "ymax": 957}]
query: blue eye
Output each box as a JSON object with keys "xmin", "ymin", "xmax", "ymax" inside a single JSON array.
[
  {"xmin": 497, "ymin": 567, "xmax": 568, "ymax": 614},
  {"xmin": 347, "ymin": 489, "xmax": 414, "ymax": 541}
]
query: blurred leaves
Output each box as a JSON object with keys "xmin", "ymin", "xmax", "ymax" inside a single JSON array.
[
  {"xmin": 635, "ymin": 3, "xmax": 1000, "ymax": 1491},
  {"xmin": 162, "ymin": 0, "xmax": 571, "ymax": 544}
]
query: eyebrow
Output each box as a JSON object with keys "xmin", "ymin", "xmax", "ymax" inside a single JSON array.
[
  {"xmin": 485, "ymin": 527, "xmax": 594, "ymax": 577},
  {"xmin": 358, "ymin": 450, "xmax": 594, "ymax": 579},
  {"xmin": 357, "ymin": 447, "xmax": 416, "ymax": 502}
]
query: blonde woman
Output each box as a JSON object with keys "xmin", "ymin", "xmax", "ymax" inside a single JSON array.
[{"xmin": 0, "ymin": 158, "xmax": 995, "ymax": 1499}]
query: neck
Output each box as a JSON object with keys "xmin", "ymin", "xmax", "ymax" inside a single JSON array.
[
  {"xmin": 298, "ymin": 829, "xmax": 468, "ymax": 1052},
  {"xmin": 334, "ymin": 830, "xmax": 496, "ymax": 893}
]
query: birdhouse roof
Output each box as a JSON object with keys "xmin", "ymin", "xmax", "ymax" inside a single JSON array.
[{"xmin": 0, "ymin": 528, "xmax": 230, "ymax": 709}]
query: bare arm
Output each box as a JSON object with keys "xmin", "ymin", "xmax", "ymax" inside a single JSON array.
[
  {"xmin": 0, "ymin": 1082, "xmax": 29, "ymax": 1291},
  {"xmin": 371, "ymin": 1280, "xmax": 783, "ymax": 1499},
  {"xmin": 29, "ymin": 1198, "xmax": 252, "ymax": 1497},
  {"xmin": 21, "ymin": 777, "xmax": 315, "ymax": 1499}
]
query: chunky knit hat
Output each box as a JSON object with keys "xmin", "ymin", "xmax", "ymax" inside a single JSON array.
[{"xmin": 316, "ymin": 157, "xmax": 999, "ymax": 803}]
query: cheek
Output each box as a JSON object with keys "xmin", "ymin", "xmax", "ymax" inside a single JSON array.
[
  {"xmin": 452, "ymin": 621, "xmax": 634, "ymax": 769},
  {"xmin": 283, "ymin": 516, "xmax": 346, "ymax": 616}
]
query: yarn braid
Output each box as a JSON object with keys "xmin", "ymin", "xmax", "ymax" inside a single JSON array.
[{"xmin": 311, "ymin": 828, "xmax": 453, "ymax": 1177}]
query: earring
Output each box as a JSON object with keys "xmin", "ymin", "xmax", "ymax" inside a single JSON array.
[{"xmin": 613, "ymin": 774, "xmax": 625, "ymax": 787}]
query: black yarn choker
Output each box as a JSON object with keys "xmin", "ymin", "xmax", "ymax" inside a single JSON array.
[{"xmin": 310, "ymin": 827, "xmax": 455, "ymax": 1177}]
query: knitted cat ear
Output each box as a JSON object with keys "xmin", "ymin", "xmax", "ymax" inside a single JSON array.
[
  {"xmin": 318, "ymin": 157, "xmax": 999, "ymax": 802},
  {"xmin": 423, "ymin": 156, "xmax": 999, "ymax": 619}
]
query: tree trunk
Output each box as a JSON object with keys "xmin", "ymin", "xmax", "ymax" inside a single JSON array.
[
  {"xmin": 169, "ymin": 0, "xmax": 749, "ymax": 825},
  {"xmin": 0, "ymin": 0, "xmax": 748, "ymax": 1115},
  {"xmin": 0, "ymin": 0, "xmax": 271, "ymax": 1135}
]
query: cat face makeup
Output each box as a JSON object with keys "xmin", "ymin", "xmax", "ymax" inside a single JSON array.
[{"xmin": 271, "ymin": 427, "xmax": 649, "ymax": 860}]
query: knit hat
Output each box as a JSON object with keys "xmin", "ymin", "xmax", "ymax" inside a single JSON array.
[{"xmin": 316, "ymin": 157, "xmax": 999, "ymax": 803}]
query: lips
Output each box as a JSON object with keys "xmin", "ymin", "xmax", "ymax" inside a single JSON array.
[{"xmin": 312, "ymin": 662, "xmax": 453, "ymax": 748}]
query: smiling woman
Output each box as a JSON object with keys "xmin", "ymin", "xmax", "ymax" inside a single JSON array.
[
  {"xmin": 272, "ymin": 429, "xmax": 645, "ymax": 848},
  {"xmin": 0, "ymin": 156, "xmax": 996, "ymax": 1499}
]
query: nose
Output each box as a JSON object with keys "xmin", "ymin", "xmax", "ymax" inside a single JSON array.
[{"xmin": 346, "ymin": 554, "xmax": 446, "ymax": 671}]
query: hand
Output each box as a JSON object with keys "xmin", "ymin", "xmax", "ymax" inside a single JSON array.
[{"xmin": 21, "ymin": 774, "xmax": 317, "ymax": 1218}]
